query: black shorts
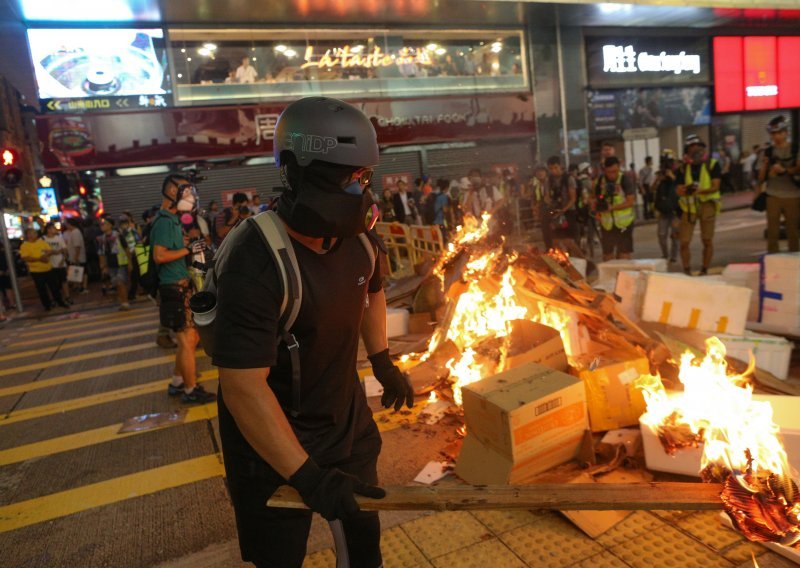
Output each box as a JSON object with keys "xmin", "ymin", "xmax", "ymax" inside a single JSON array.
[
  {"xmin": 158, "ymin": 282, "xmax": 192, "ymax": 332},
  {"xmin": 218, "ymin": 389, "xmax": 383, "ymax": 568},
  {"xmin": 600, "ymin": 226, "xmax": 634, "ymax": 255},
  {"xmin": 53, "ymin": 267, "xmax": 67, "ymax": 284}
]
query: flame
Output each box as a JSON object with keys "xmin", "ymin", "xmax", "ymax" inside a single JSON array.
[
  {"xmin": 637, "ymin": 337, "xmax": 791, "ymax": 480},
  {"xmin": 447, "ymin": 348, "xmax": 483, "ymax": 407},
  {"xmin": 428, "ymin": 391, "xmax": 438, "ymax": 403}
]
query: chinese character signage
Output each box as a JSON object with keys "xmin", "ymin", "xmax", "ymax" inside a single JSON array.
[{"xmin": 586, "ymin": 36, "xmax": 709, "ymax": 88}]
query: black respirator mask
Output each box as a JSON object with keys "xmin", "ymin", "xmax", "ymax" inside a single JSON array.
[{"xmin": 277, "ymin": 163, "xmax": 378, "ymax": 239}]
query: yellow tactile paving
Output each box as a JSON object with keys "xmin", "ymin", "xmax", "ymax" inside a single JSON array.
[
  {"xmin": 6, "ymin": 319, "xmax": 156, "ymax": 347},
  {"xmin": 0, "ymin": 329, "xmax": 153, "ymax": 363},
  {"xmin": 17, "ymin": 310, "xmax": 155, "ymax": 337},
  {"xmin": 401, "ymin": 511, "xmax": 491, "ymax": 559},
  {"xmin": 0, "ymin": 341, "xmax": 155, "ymax": 378},
  {"xmin": 301, "ymin": 548, "xmax": 335, "ymax": 568},
  {"xmin": 24, "ymin": 304, "xmax": 153, "ymax": 330},
  {"xmin": 381, "ymin": 525, "xmax": 430, "ymax": 568},
  {"xmin": 577, "ymin": 551, "xmax": 631, "ymax": 568},
  {"xmin": 431, "ymin": 537, "xmax": 525, "ymax": 568},
  {"xmin": 721, "ymin": 541, "xmax": 768, "ymax": 564},
  {"xmin": 471, "ymin": 509, "xmax": 541, "ymax": 535},
  {"xmin": 596, "ymin": 511, "xmax": 665, "ymax": 547},
  {"xmin": 499, "ymin": 513, "xmax": 604, "ymax": 567},
  {"xmin": 676, "ymin": 511, "xmax": 744, "ymax": 552},
  {"xmin": 609, "ymin": 523, "xmax": 733, "ymax": 568},
  {"xmin": 650, "ymin": 509, "xmax": 697, "ymax": 523}
]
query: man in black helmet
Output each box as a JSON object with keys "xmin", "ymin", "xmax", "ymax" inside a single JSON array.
[
  {"xmin": 213, "ymin": 97, "xmax": 413, "ymax": 567},
  {"xmin": 759, "ymin": 115, "xmax": 800, "ymax": 253}
]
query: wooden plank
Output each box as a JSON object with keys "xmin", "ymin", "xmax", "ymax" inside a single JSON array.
[{"xmin": 267, "ymin": 483, "xmax": 724, "ymax": 512}]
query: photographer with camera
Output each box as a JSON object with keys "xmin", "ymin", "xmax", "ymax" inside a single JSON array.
[
  {"xmin": 652, "ymin": 149, "xmax": 680, "ymax": 263},
  {"xmin": 545, "ymin": 156, "xmax": 582, "ymax": 257},
  {"xmin": 151, "ymin": 175, "xmax": 215, "ymax": 404},
  {"xmin": 677, "ymin": 134, "xmax": 721, "ymax": 276},
  {"xmin": 758, "ymin": 115, "xmax": 800, "ymax": 253},
  {"xmin": 592, "ymin": 156, "xmax": 636, "ymax": 261}
]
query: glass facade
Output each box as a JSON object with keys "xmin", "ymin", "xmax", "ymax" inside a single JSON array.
[{"xmin": 167, "ymin": 28, "xmax": 528, "ymax": 105}]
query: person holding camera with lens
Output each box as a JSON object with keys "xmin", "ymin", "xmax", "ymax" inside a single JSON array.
[
  {"xmin": 652, "ymin": 149, "xmax": 681, "ymax": 263},
  {"xmin": 591, "ymin": 156, "xmax": 636, "ymax": 261},
  {"xmin": 758, "ymin": 115, "xmax": 800, "ymax": 253},
  {"xmin": 545, "ymin": 156, "xmax": 583, "ymax": 257},
  {"xmin": 677, "ymin": 134, "xmax": 720, "ymax": 276},
  {"xmin": 211, "ymin": 98, "xmax": 407, "ymax": 568},
  {"xmin": 151, "ymin": 175, "xmax": 215, "ymax": 404}
]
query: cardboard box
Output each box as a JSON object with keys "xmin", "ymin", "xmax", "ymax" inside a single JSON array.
[
  {"xmin": 614, "ymin": 270, "xmax": 648, "ymax": 322},
  {"xmin": 640, "ymin": 393, "xmax": 800, "ymax": 477},
  {"xmin": 597, "ymin": 258, "xmax": 667, "ymax": 285},
  {"xmin": 407, "ymin": 312, "xmax": 435, "ymax": 334},
  {"xmin": 386, "ymin": 308, "xmax": 409, "ymax": 338},
  {"xmin": 456, "ymin": 362, "xmax": 588, "ymax": 484},
  {"xmin": 504, "ymin": 321, "xmax": 568, "ymax": 372},
  {"xmin": 761, "ymin": 253, "xmax": 800, "ymax": 329},
  {"xmin": 640, "ymin": 272, "xmax": 752, "ymax": 336},
  {"xmin": 576, "ymin": 349, "xmax": 651, "ymax": 432},
  {"xmin": 721, "ymin": 263, "xmax": 760, "ymax": 322}
]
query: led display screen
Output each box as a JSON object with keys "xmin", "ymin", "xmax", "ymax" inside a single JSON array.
[
  {"xmin": 20, "ymin": 0, "xmax": 160, "ymax": 21},
  {"xmin": 27, "ymin": 28, "xmax": 170, "ymax": 113},
  {"xmin": 713, "ymin": 36, "xmax": 800, "ymax": 112}
]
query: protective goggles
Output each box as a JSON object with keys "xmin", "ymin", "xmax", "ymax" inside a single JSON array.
[{"xmin": 342, "ymin": 168, "xmax": 374, "ymax": 195}]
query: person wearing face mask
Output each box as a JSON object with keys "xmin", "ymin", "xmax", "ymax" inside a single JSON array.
[
  {"xmin": 677, "ymin": 134, "xmax": 721, "ymax": 276},
  {"xmin": 211, "ymin": 97, "xmax": 407, "ymax": 568},
  {"xmin": 758, "ymin": 115, "xmax": 800, "ymax": 253},
  {"xmin": 151, "ymin": 174, "xmax": 214, "ymax": 404}
]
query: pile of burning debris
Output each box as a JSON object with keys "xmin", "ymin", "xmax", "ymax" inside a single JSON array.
[{"xmin": 388, "ymin": 213, "xmax": 799, "ymax": 554}]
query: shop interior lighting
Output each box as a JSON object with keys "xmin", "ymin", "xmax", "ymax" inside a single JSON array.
[
  {"xmin": 186, "ymin": 57, "xmax": 192, "ymax": 61},
  {"xmin": 435, "ymin": 47, "xmax": 447, "ymax": 55},
  {"xmin": 251, "ymin": 57, "xmax": 257, "ymax": 61},
  {"xmin": 491, "ymin": 61, "xmax": 500, "ymax": 70},
  {"xmin": 197, "ymin": 47, "xmax": 211, "ymax": 56},
  {"xmin": 351, "ymin": 44, "xmax": 365, "ymax": 53},
  {"xmin": 426, "ymin": 43, "xmax": 438, "ymax": 51},
  {"xmin": 598, "ymin": 2, "xmax": 632, "ymax": 13},
  {"xmin": 284, "ymin": 49, "xmax": 298, "ymax": 58},
  {"xmin": 180, "ymin": 48, "xmax": 186, "ymax": 53},
  {"xmin": 177, "ymin": 73, "xmax": 182, "ymax": 78},
  {"xmin": 274, "ymin": 44, "xmax": 288, "ymax": 52},
  {"xmin": 202, "ymin": 42, "xmax": 217, "ymax": 51},
  {"xmin": 491, "ymin": 41, "xmax": 503, "ymax": 53}
]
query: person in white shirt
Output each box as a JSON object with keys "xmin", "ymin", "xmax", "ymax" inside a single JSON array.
[
  {"xmin": 235, "ymin": 57, "xmax": 258, "ymax": 84},
  {"xmin": 64, "ymin": 218, "xmax": 88, "ymax": 293},
  {"xmin": 44, "ymin": 222, "xmax": 71, "ymax": 304}
]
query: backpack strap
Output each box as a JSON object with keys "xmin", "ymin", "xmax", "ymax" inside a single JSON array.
[{"xmin": 251, "ymin": 211, "xmax": 303, "ymax": 417}]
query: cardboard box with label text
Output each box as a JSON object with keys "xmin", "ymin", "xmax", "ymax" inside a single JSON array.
[{"xmin": 456, "ymin": 362, "xmax": 588, "ymax": 484}]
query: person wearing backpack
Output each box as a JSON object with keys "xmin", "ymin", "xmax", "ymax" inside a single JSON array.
[
  {"xmin": 211, "ymin": 97, "xmax": 407, "ymax": 568},
  {"xmin": 150, "ymin": 175, "xmax": 213, "ymax": 404},
  {"xmin": 652, "ymin": 149, "xmax": 680, "ymax": 263},
  {"xmin": 759, "ymin": 115, "xmax": 800, "ymax": 253}
]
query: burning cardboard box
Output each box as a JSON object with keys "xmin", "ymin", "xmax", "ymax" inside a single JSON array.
[{"xmin": 456, "ymin": 362, "xmax": 589, "ymax": 484}]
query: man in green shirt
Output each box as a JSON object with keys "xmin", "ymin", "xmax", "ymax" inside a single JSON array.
[{"xmin": 151, "ymin": 174, "xmax": 216, "ymax": 404}]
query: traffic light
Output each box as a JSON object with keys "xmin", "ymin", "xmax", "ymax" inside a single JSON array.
[{"xmin": 1, "ymin": 147, "xmax": 22, "ymax": 189}]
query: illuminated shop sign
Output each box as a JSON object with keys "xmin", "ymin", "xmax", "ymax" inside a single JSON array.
[
  {"xmin": 300, "ymin": 45, "xmax": 432, "ymax": 70},
  {"xmin": 713, "ymin": 36, "xmax": 800, "ymax": 112},
  {"xmin": 586, "ymin": 36, "xmax": 709, "ymax": 88}
]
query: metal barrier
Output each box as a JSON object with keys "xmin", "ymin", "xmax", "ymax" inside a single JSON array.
[
  {"xmin": 375, "ymin": 222, "xmax": 415, "ymax": 276},
  {"xmin": 409, "ymin": 224, "xmax": 445, "ymax": 261}
]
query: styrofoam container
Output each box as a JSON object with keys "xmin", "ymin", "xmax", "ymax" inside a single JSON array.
[
  {"xmin": 569, "ymin": 257, "xmax": 588, "ymax": 278},
  {"xmin": 720, "ymin": 263, "xmax": 760, "ymax": 322},
  {"xmin": 386, "ymin": 308, "xmax": 409, "ymax": 338},
  {"xmin": 597, "ymin": 258, "xmax": 667, "ymax": 285},
  {"xmin": 716, "ymin": 330, "xmax": 793, "ymax": 380},
  {"xmin": 614, "ymin": 270, "xmax": 648, "ymax": 322},
  {"xmin": 641, "ymin": 394, "xmax": 800, "ymax": 477},
  {"xmin": 640, "ymin": 272, "xmax": 752, "ymax": 336},
  {"xmin": 762, "ymin": 253, "xmax": 800, "ymax": 329}
]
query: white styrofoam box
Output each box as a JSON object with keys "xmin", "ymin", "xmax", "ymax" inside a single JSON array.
[
  {"xmin": 614, "ymin": 270, "xmax": 648, "ymax": 322},
  {"xmin": 569, "ymin": 257, "xmax": 587, "ymax": 278},
  {"xmin": 597, "ymin": 258, "xmax": 667, "ymax": 285},
  {"xmin": 762, "ymin": 253, "xmax": 800, "ymax": 329},
  {"xmin": 716, "ymin": 330, "xmax": 793, "ymax": 380},
  {"xmin": 721, "ymin": 263, "xmax": 760, "ymax": 322},
  {"xmin": 386, "ymin": 308, "xmax": 409, "ymax": 338},
  {"xmin": 641, "ymin": 394, "xmax": 800, "ymax": 477},
  {"xmin": 640, "ymin": 272, "xmax": 752, "ymax": 336}
]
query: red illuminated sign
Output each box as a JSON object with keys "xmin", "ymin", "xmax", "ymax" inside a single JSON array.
[{"xmin": 714, "ymin": 36, "xmax": 800, "ymax": 112}]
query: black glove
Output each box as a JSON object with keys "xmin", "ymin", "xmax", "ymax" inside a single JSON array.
[
  {"xmin": 288, "ymin": 458, "xmax": 385, "ymax": 521},
  {"xmin": 186, "ymin": 240, "xmax": 206, "ymax": 255},
  {"xmin": 368, "ymin": 349, "xmax": 414, "ymax": 411}
]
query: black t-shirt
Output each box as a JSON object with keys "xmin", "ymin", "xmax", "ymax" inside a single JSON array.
[{"xmin": 212, "ymin": 221, "xmax": 384, "ymax": 465}]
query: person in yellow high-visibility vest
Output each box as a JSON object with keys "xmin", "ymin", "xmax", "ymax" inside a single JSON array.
[
  {"xmin": 677, "ymin": 134, "xmax": 721, "ymax": 276},
  {"xmin": 591, "ymin": 156, "xmax": 636, "ymax": 261}
]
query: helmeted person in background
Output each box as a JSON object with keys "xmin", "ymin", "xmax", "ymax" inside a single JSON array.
[
  {"xmin": 638, "ymin": 156, "xmax": 655, "ymax": 220},
  {"xmin": 575, "ymin": 162, "xmax": 597, "ymax": 258},
  {"xmin": 97, "ymin": 217, "xmax": 131, "ymax": 311},
  {"xmin": 652, "ymin": 149, "xmax": 681, "ymax": 263},
  {"xmin": 677, "ymin": 134, "xmax": 721, "ymax": 275},
  {"xmin": 530, "ymin": 165, "xmax": 551, "ymax": 248},
  {"xmin": 545, "ymin": 156, "xmax": 582, "ymax": 257},
  {"xmin": 758, "ymin": 115, "xmax": 800, "ymax": 253},
  {"xmin": 151, "ymin": 175, "xmax": 214, "ymax": 404},
  {"xmin": 215, "ymin": 192, "xmax": 250, "ymax": 247},
  {"xmin": 213, "ymin": 97, "xmax": 410, "ymax": 567},
  {"xmin": 591, "ymin": 156, "xmax": 636, "ymax": 261}
]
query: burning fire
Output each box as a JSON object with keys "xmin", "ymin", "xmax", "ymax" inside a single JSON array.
[
  {"xmin": 425, "ymin": 213, "xmax": 572, "ymax": 407},
  {"xmin": 637, "ymin": 337, "xmax": 800, "ymax": 548}
]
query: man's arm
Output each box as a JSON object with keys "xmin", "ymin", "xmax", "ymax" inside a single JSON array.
[
  {"xmin": 153, "ymin": 244, "xmax": 189, "ymax": 265},
  {"xmin": 360, "ymin": 288, "xmax": 388, "ymax": 356},
  {"xmin": 218, "ymin": 367, "xmax": 308, "ymax": 478}
]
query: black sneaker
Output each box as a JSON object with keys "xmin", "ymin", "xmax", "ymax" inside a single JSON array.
[
  {"xmin": 181, "ymin": 384, "xmax": 217, "ymax": 404},
  {"xmin": 699, "ymin": 267, "xmax": 708, "ymax": 276},
  {"xmin": 168, "ymin": 382, "xmax": 184, "ymax": 396}
]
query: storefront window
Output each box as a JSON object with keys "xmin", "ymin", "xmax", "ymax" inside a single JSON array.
[{"xmin": 167, "ymin": 29, "xmax": 527, "ymax": 105}]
